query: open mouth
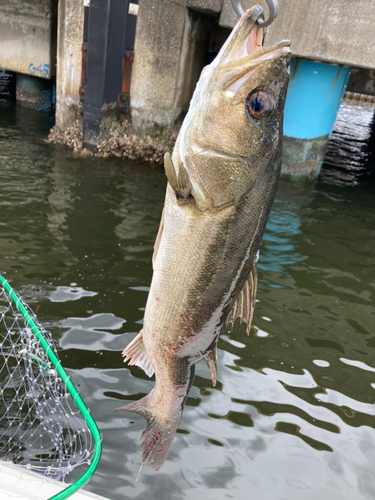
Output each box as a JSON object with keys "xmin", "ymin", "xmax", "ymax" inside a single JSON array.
[
  {"xmin": 235, "ymin": 16, "xmax": 265, "ymax": 59},
  {"xmin": 224, "ymin": 41, "xmax": 291, "ymax": 96},
  {"xmin": 217, "ymin": 8, "xmax": 290, "ymax": 97},
  {"xmin": 221, "ymin": 7, "xmax": 290, "ymax": 62}
]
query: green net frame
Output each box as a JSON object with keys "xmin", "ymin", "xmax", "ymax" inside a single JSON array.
[{"xmin": 0, "ymin": 275, "xmax": 102, "ymax": 500}]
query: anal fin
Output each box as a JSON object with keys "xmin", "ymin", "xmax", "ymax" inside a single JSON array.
[
  {"xmin": 226, "ymin": 261, "xmax": 258, "ymax": 335},
  {"xmin": 205, "ymin": 344, "xmax": 217, "ymax": 387},
  {"xmin": 122, "ymin": 330, "xmax": 154, "ymax": 377}
]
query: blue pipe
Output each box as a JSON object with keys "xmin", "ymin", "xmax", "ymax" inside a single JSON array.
[
  {"xmin": 281, "ymin": 58, "xmax": 351, "ymax": 179},
  {"xmin": 284, "ymin": 58, "xmax": 350, "ymax": 140}
]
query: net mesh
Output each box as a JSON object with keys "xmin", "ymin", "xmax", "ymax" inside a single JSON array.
[{"xmin": 0, "ymin": 284, "xmax": 95, "ymax": 481}]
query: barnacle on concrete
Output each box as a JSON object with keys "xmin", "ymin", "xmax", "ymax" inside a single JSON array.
[
  {"xmin": 46, "ymin": 121, "xmax": 176, "ymax": 164},
  {"xmin": 46, "ymin": 122, "xmax": 86, "ymax": 154}
]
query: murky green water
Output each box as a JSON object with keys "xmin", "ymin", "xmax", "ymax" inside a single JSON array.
[{"xmin": 0, "ymin": 101, "xmax": 375, "ymax": 500}]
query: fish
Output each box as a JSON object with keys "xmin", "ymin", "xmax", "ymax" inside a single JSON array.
[{"xmin": 115, "ymin": 7, "xmax": 291, "ymax": 472}]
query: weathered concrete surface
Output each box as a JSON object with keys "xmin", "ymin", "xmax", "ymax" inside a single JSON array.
[
  {"xmin": 221, "ymin": 0, "xmax": 375, "ymax": 70},
  {"xmin": 187, "ymin": 0, "xmax": 223, "ymax": 14},
  {"xmin": 16, "ymin": 74, "xmax": 53, "ymax": 110},
  {"xmin": 0, "ymin": 0, "xmax": 57, "ymax": 78},
  {"xmin": 130, "ymin": 0, "xmax": 214, "ymax": 139},
  {"xmin": 130, "ymin": 0, "xmax": 186, "ymax": 138},
  {"xmin": 347, "ymin": 68, "xmax": 375, "ymax": 97},
  {"xmin": 55, "ymin": 0, "xmax": 84, "ymax": 132},
  {"xmin": 281, "ymin": 135, "xmax": 329, "ymax": 180}
]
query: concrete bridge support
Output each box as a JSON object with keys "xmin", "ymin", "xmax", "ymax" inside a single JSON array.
[
  {"xmin": 52, "ymin": 0, "xmax": 227, "ymax": 153},
  {"xmin": 4, "ymin": 0, "xmax": 374, "ymax": 179},
  {"xmin": 82, "ymin": 0, "xmax": 138, "ymax": 150},
  {"xmin": 51, "ymin": 0, "xmax": 139, "ymax": 151},
  {"xmin": 282, "ymin": 60, "xmax": 350, "ymax": 180},
  {"xmin": 49, "ymin": 0, "xmax": 375, "ymax": 178},
  {"xmin": 0, "ymin": 0, "xmax": 57, "ymax": 78},
  {"xmin": 0, "ymin": 0, "xmax": 57, "ymax": 111},
  {"xmin": 258, "ymin": 0, "xmax": 375, "ymax": 179},
  {"xmin": 130, "ymin": 0, "xmax": 220, "ymax": 140},
  {"xmin": 128, "ymin": 0, "xmax": 375, "ymax": 178},
  {"xmin": 55, "ymin": 0, "xmax": 84, "ymax": 132}
]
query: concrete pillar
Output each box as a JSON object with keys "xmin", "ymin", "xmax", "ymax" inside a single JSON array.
[
  {"xmin": 282, "ymin": 59, "xmax": 350, "ymax": 180},
  {"xmin": 130, "ymin": 0, "xmax": 213, "ymax": 140},
  {"xmin": 16, "ymin": 74, "xmax": 54, "ymax": 111},
  {"xmin": 82, "ymin": 0, "xmax": 138, "ymax": 150},
  {"xmin": 55, "ymin": 0, "xmax": 84, "ymax": 132},
  {"xmin": 0, "ymin": 0, "xmax": 57, "ymax": 79}
]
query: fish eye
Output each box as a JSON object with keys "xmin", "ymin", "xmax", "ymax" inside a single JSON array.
[{"xmin": 245, "ymin": 91, "xmax": 274, "ymax": 121}]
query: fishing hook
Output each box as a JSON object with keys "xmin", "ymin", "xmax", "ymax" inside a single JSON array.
[{"xmin": 230, "ymin": 0, "xmax": 278, "ymax": 28}]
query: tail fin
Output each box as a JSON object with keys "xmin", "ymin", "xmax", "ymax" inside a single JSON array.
[{"xmin": 114, "ymin": 391, "xmax": 179, "ymax": 471}]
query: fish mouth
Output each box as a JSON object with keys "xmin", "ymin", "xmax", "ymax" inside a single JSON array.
[
  {"xmin": 222, "ymin": 42, "xmax": 291, "ymax": 96},
  {"xmin": 219, "ymin": 7, "xmax": 290, "ymax": 64},
  {"xmin": 217, "ymin": 7, "xmax": 290, "ymax": 93}
]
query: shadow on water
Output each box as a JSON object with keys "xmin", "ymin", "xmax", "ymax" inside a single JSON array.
[{"xmin": 0, "ymin": 101, "xmax": 375, "ymax": 499}]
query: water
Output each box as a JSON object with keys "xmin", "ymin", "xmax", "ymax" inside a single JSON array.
[
  {"xmin": 321, "ymin": 100, "xmax": 375, "ymax": 185},
  {"xmin": 0, "ymin": 101, "xmax": 374, "ymax": 500}
]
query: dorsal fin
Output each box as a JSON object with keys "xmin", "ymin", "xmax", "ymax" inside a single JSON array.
[
  {"xmin": 204, "ymin": 343, "xmax": 217, "ymax": 387},
  {"xmin": 164, "ymin": 153, "xmax": 192, "ymax": 200},
  {"xmin": 226, "ymin": 261, "xmax": 258, "ymax": 335},
  {"xmin": 152, "ymin": 208, "xmax": 164, "ymax": 269}
]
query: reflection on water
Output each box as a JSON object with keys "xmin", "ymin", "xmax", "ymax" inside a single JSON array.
[
  {"xmin": 320, "ymin": 100, "xmax": 375, "ymax": 186},
  {"xmin": 259, "ymin": 198, "xmax": 308, "ymax": 279},
  {"xmin": 0, "ymin": 102, "xmax": 375, "ymax": 499}
]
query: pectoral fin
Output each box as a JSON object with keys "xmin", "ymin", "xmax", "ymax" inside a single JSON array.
[
  {"xmin": 205, "ymin": 344, "xmax": 217, "ymax": 387},
  {"xmin": 164, "ymin": 153, "xmax": 192, "ymax": 200},
  {"xmin": 226, "ymin": 261, "xmax": 258, "ymax": 335},
  {"xmin": 122, "ymin": 330, "xmax": 154, "ymax": 377}
]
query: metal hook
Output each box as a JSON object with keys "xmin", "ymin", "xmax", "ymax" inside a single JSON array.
[{"xmin": 230, "ymin": 0, "xmax": 278, "ymax": 28}]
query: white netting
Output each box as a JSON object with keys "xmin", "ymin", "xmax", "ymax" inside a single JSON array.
[{"xmin": 0, "ymin": 284, "xmax": 95, "ymax": 481}]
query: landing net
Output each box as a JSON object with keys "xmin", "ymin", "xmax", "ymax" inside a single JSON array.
[{"xmin": 0, "ymin": 275, "xmax": 102, "ymax": 499}]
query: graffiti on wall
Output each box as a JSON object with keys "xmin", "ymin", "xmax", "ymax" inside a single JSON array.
[{"xmin": 28, "ymin": 63, "xmax": 49, "ymax": 77}]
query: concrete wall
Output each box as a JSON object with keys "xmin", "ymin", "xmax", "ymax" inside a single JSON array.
[
  {"xmin": 0, "ymin": 0, "xmax": 57, "ymax": 79},
  {"xmin": 187, "ymin": 0, "xmax": 223, "ymax": 13},
  {"xmin": 221, "ymin": 0, "xmax": 375, "ymax": 70},
  {"xmin": 55, "ymin": 0, "xmax": 84, "ymax": 131},
  {"xmin": 130, "ymin": 0, "xmax": 215, "ymax": 139}
]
